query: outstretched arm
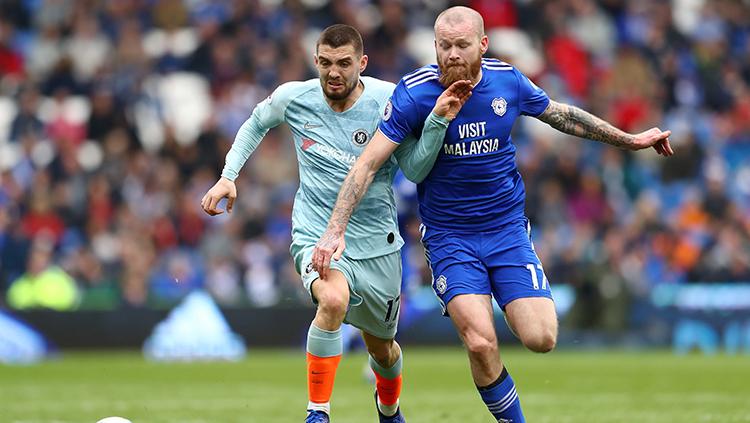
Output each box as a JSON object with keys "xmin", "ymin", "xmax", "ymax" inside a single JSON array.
[
  {"xmin": 536, "ymin": 100, "xmax": 674, "ymax": 156},
  {"xmin": 201, "ymin": 83, "xmax": 295, "ymax": 215},
  {"xmin": 312, "ymin": 80, "xmax": 474, "ymax": 277},
  {"xmin": 200, "ymin": 113, "xmax": 269, "ymax": 216},
  {"xmin": 312, "ymin": 131, "xmax": 397, "ymax": 278},
  {"xmin": 392, "ymin": 113, "xmax": 450, "ymax": 183}
]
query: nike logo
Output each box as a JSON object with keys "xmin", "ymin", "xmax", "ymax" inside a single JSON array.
[
  {"xmin": 304, "ymin": 122, "xmax": 323, "ymax": 130},
  {"xmin": 311, "ymin": 371, "xmax": 326, "ymax": 375}
]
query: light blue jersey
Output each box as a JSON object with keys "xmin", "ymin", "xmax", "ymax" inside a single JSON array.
[{"xmin": 223, "ymin": 77, "xmax": 448, "ymax": 260}]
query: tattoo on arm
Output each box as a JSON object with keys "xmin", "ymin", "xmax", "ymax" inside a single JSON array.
[
  {"xmin": 328, "ymin": 158, "xmax": 377, "ymax": 233},
  {"xmin": 537, "ymin": 101, "xmax": 634, "ymax": 148}
]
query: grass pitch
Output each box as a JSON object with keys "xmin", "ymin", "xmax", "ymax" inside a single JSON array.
[{"xmin": 1, "ymin": 347, "xmax": 749, "ymax": 422}]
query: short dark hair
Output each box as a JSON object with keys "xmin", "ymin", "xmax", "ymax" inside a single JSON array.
[{"xmin": 316, "ymin": 24, "xmax": 363, "ymax": 56}]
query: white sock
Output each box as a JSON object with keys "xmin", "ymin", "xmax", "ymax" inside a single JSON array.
[
  {"xmin": 378, "ymin": 396, "xmax": 399, "ymax": 416},
  {"xmin": 307, "ymin": 401, "xmax": 330, "ymax": 415}
]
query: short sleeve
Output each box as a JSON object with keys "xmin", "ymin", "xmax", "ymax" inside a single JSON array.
[
  {"xmin": 515, "ymin": 69, "xmax": 550, "ymax": 117},
  {"xmin": 378, "ymin": 80, "xmax": 421, "ymax": 144}
]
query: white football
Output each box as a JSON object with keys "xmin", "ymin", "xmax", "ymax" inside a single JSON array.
[{"xmin": 96, "ymin": 418, "xmax": 132, "ymax": 423}]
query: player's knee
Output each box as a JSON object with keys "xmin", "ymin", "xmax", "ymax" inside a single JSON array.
[
  {"xmin": 464, "ymin": 332, "xmax": 497, "ymax": 358},
  {"xmin": 316, "ymin": 290, "xmax": 348, "ymax": 320},
  {"xmin": 521, "ymin": 327, "xmax": 557, "ymax": 353}
]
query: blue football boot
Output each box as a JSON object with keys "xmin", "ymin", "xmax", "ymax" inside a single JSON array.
[
  {"xmin": 305, "ymin": 410, "xmax": 330, "ymax": 423},
  {"xmin": 375, "ymin": 392, "xmax": 406, "ymax": 422}
]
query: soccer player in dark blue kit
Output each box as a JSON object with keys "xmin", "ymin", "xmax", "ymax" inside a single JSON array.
[{"xmin": 313, "ymin": 6, "xmax": 673, "ymax": 422}]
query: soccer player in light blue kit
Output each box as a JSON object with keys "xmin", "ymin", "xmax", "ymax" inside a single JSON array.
[
  {"xmin": 200, "ymin": 25, "xmax": 472, "ymax": 423},
  {"xmin": 313, "ymin": 8, "xmax": 673, "ymax": 422}
]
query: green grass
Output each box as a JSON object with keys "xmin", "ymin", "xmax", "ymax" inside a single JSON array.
[{"xmin": 1, "ymin": 347, "xmax": 749, "ymax": 422}]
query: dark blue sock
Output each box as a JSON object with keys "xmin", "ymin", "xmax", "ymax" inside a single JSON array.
[{"xmin": 477, "ymin": 367, "xmax": 525, "ymax": 422}]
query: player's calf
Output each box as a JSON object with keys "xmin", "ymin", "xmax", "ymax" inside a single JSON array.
[
  {"xmin": 306, "ymin": 324, "xmax": 343, "ymax": 416},
  {"xmin": 461, "ymin": 328, "xmax": 502, "ymax": 386},
  {"xmin": 365, "ymin": 337, "xmax": 399, "ymax": 368},
  {"xmin": 307, "ymin": 272, "xmax": 350, "ymax": 417},
  {"xmin": 363, "ymin": 333, "xmax": 404, "ymax": 419}
]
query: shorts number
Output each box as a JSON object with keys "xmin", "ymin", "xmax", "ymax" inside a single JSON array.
[
  {"xmin": 385, "ymin": 295, "xmax": 401, "ymax": 322},
  {"xmin": 525, "ymin": 264, "xmax": 548, "ymax": 290}
]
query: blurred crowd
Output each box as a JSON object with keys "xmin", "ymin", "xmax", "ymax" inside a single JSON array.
[{"xmin": 0, "ymin": 0, "xmax": 749, "ymax": 325}]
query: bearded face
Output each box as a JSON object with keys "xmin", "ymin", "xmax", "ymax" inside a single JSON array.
[
  {"xmin": 316, "ymin": 44, "xmax": 364, "ymax": 102},
  {"xmin": 437, "ymin": 50, "xmax": 482, "ymax": 87},
  {"xmin": 434, "ymin": 22, "xmax": 487, "ymax": 87},
  {"xmin": 321, "ymin": 73, "xmax": 359, "ymax": 101}
]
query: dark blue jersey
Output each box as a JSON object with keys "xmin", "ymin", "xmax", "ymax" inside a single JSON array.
[{"xmin": 379, "ymin": 59, "xmax": 550, "ymax": 232}]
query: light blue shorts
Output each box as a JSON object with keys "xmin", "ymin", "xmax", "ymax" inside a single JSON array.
[{"xmin": 292, "ymin": 244, "xmax": 402, "ymax": 339}]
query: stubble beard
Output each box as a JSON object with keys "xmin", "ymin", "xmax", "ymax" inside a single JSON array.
[{"xmin": 322, "ymin": 77, "xmax": 358, "ymax": 101}]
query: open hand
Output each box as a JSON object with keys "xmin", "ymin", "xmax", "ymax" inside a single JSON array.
[{"xmin": 432, "ymin": 79, "xmax": 473, "ymax": 120}]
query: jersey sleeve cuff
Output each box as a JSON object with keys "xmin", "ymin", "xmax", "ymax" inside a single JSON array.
[
  {"xmin": 427, "ymin": 112, "xmax": 451, "ymax": 127},
  {"xmin": 377, "ymin": 128, "xmax": 402, "ymax": 145},
  {"xmin": 530, "ymin": 97, "xmax": 551, "ymax": 117},
  {"xmin": 221, "ymin": 168, "xmax": 238, "ymax": 181}
]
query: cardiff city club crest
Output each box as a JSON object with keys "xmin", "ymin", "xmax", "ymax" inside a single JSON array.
[
  {"xmin": 492, "ymin": 97, "xmax": 507, "ymax": 117},
  {"xmin": 435, "ymin": 275, "xmax": 447, "ymax": 294}
]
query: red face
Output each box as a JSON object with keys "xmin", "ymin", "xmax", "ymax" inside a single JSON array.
[{"xmin": 434, "ymin": 22, "xmax": 487, "ymax": 87}]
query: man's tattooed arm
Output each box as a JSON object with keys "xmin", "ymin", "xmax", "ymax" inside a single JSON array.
[
  {"xmin": 536, "ymin": 100, "xmax": 636, "ymax": 149},
  {"xmin": 327, "ymin": 158, "xmax": 377, "ymax": 235},
  {"xmin": 312, "ymin": 134, "xmax": 399, "ymax": 276}
]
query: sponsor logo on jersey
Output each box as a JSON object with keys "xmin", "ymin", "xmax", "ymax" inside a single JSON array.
[
  {"xmin": 301, "ymin": 138, "xmax": 317, "ymax": 151},
  {"xmin": 351, "ymin": 129, "xmax": 370, "ymax": 147},
  {"xmin": 316, "ymin": 144, "xmax": 357, "ymax": 165},
  {"xmin": 492, "ymin": 97, "xmax": 507, "ymax": 116},
  {"xmin": 443, "ymin": 138, "xmax": 501, "ymax": 156},
  {"xmin": 435, "ymin": 275, "xmax": 447, "ymax": 294},
  {"xmin": 304, "ymin": 122, "xmax": 323, "ymax": 130},
  {"xmin": 383, "ymin": 100, "xmax": 393, "ymax": 121},
  {"xmin": 302, "ymin": 138, "xmax": 357, "ymax": 165}
]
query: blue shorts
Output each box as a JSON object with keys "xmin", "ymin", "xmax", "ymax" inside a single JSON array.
[{"xmin": 420, "ymin": 217, "xmax": 553, "ymax": 315}]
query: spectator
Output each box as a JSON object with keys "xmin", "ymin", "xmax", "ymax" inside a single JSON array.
[
  {"xmin": 0, "ymin": 1, "xmax": 747, "ymax": 322},
  {"xmin": 6, "ymin": 237, "xmax": 79, "ymax": 310}
]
